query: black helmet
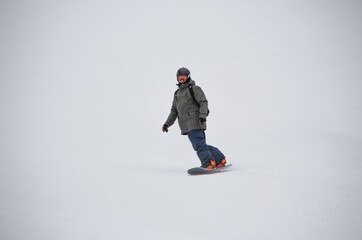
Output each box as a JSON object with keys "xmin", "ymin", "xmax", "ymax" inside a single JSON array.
[{"xmin": 176, "ymin": 67, "xmax": 191, "ymax": 79}]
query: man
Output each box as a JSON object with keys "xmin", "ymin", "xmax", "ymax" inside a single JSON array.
[{"xmin": 162, "ymin": 67, "xmax": 227, "ymax": 169}]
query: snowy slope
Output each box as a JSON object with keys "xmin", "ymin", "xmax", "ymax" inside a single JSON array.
[{"xmin": 1, "ymin": 0, "xmax": 362, "ymax": 239}]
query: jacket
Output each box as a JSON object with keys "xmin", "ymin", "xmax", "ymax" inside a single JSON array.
[{"xmin": 165, "ymin": 80, "xmax": 208, "ymax": 135}]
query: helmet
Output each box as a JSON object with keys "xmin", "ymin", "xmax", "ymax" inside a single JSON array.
[{"xmin": 176, "ymin": 67, "xmax": 191, "ymax": 79}]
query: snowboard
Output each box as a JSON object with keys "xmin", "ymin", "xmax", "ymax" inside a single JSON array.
[{"xmin": 187, "ymin": 164, "xmax": 233, "ymax": 175}]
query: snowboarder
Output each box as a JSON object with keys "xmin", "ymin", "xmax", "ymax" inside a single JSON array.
[{"xmin": 162, "ymin": 67, "xmax": 227, "ymax": 169}]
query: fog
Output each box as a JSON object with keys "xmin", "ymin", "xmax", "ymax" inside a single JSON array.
[{"xmin": 1, "ymin": 0, "xmax": 362, "ymax": 239}]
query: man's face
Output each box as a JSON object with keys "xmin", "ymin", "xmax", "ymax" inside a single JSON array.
[{"xmin": 177, "ymin": 75, "xmax": 188, "ymax": 83}]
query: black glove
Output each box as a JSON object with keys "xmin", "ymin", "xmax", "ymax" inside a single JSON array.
[
  {"xmin": 199, "ymin": 117, "xmax": 206, "ymax": 125},
  {"xmin": 162, "ymin": 124, "xmax": 169, "ymax": 132}
]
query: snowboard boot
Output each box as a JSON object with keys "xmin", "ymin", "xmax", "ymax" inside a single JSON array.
[
  {"xmin": 201, "ymin": 159, "xmax": 216, "ymax": 169},
  {"xmin": 216, "ymin": 159, "xmax": 227, "ymax": 168}
]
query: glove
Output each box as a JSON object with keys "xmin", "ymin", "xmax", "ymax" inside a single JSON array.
[
  {"xmin": 162, "ymin": 124, "xmax": 169, "ymax": 132},
  {"xmin": 199, "ymin": 117, "xmax": 206, "ymax": 125}
]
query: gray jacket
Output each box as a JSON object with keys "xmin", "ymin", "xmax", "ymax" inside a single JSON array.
[{"xmin": 165, "ymin": 80, "xmax": 208, "ymax": 135}]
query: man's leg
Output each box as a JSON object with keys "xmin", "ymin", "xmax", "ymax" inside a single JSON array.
[
  {"xmin": 187, "ymin": 129, "xmax": 214, "ymax": 166},
  {"xmin": 208, "ymin": 145, "xmax": 225, "ymax": 164}
]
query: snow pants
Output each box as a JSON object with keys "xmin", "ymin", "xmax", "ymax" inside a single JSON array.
[{"xmin": 187, "ymin": 129, "xmax": 225, "ymax": 166}]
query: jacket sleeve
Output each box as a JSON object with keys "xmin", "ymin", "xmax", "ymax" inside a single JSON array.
[
  {"xmin": 165, "ymin": 95, "xmax": 178, "ymax": 126},
  {"xmin": 193, "ymin": 86, "xmax": 209, "ymax": 119}
]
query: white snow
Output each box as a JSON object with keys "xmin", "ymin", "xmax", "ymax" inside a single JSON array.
[{"xmin": 1, "ymin": 0, "xmax": 362, "ymax": 239}]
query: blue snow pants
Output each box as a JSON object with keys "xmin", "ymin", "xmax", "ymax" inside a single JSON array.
[{"xmin": 187, "ymin": 129, "xmax": 225, "ymax": 166}]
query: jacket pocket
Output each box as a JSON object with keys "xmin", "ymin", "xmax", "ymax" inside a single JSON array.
[{"xmin": 188, "ymin": 111, "xmax": 198, "ymax": 116}]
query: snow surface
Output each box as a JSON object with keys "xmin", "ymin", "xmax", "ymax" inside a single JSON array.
[{"xmin": 1, "ymin": 0, "xmax": 362, "ymax": 239}]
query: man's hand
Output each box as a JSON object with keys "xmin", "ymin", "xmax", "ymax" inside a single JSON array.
[
  {"xmin": 199, "ymin": 117, "xmax": 206, "ymax": 125},
  {"xmin": 161, "ymin": 124, "xmax": 169, "ymax": 132}
]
